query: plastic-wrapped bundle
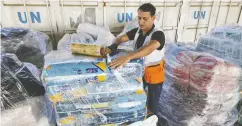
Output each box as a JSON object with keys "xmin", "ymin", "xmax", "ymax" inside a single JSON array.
[
  {"xmin": 43, "ymin": 51, "xmax": 143, "ymax": 79},
  {"xmin": 1, "ymin": 53, "xmax": 45, "ymax": 110},
  {"xmin": 196, "ymin": 25, "xmax": 242, "ymax": 99},
  {"xmin": 54, "ymin": 93, "xmax": 146, "ymax": 126},
  {"xmin": 57, "ymin": 32, "xmax": 95, "ymax": 51},
  {"xmin": 42, "ymin": 95, "xmax": 57, "ymax": 125},
  {"xmin": 1, "ymin": 63, "xmax": 28, "ymax": 109},
  {"xmin": 56, "ymin": 108, "xmax": 146, "ymax": 126},
  {"xmin": 54, "ymin": 93, "xmax": 145, "ymax": 113},
  {"xmin": 1, "ymin": 70, "xmax": 49, "ymax": 126},
  {"xmin": 57, "ymin": 34, "xmax": 71, "ymax": 51},
  {"xmin": 1, "ymin": 54, "xmax": 49, "ymax": 125},
  {"xmin": 71, "ymin": 32, "xmax": 95, "ymax": 44},
  {"xmin": 209, "ymin": 25, "xmax": 242, "ymax": 42},
  {"xmin": 24, "ymin": 62, "xmax": 41, "ymax": 81},
  {"xmin": 177, "ymin": 42, "xmax": 197, "ymax": 51},
  {"xmin": 196, "ymin": 36, "xmax": 242, "ymax": 68},
  {"xmin": 42, "ymin": 50, "xmax": 146, "ymax": 125},
  {"xmin": 196, "ymin": 25, "xmax": 242, "ymax": 67},
  {"xmin": 157, "ymin": 43, "xmax": 241, "ymax": 126},
  {"xmin": 1, "ymin": 27, "xmax": 53, "ymax": 69},
  {"xmin": 58, "ymin": 24, "xmax": 114, "ymax": 55},
  {"xmin": 43, "ymin": 51, "xmax": 144, "ymax": 101},
  {"xmin": 45, "ymin": 74, "xmax": 143, "ymax": 102}
]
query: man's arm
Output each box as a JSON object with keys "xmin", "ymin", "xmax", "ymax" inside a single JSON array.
[
  {"xmin": 127, "ymin": 31, "xmax": 165, "ymax": 59},
  {"xmin": 100, "ymin": 28, "xmax": 138, "ymax": 57},
  {"xmin": 114, "ymin": 34, "xmax": 130, "ymax": 45},
  {"xmin": 127, "ymin": 40, "xmax": 160, "ymax": 60},
  {"xmin": 108, "ymin": 40, "xmax": 160, "ymax": 69},
  {"xmin": 109, "ymin": 29, "xmax": 137, "ymax": 52},
  {"xmin": 100, "ymin": 35, "xmax": 129, "ymax": 57}
]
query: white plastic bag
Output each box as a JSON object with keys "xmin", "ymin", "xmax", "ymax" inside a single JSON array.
[
  {"xmin": 129, "ymin": 115, "xmax": 158, "ymax": 126},
  {"xmin": 76, "ymin": 23, "xmax": 114, "ymax": 46}
]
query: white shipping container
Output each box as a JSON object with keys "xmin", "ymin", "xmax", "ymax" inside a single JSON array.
[{"xmin": 1, "ymin": 0, "xmax": 242, "ymax": 48}]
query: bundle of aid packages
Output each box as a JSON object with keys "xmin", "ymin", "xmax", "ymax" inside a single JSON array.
[
  {"xmin": 157, "ymin": 43, "xmax": 241, "ymax": 126},
  {"xmin": 42, "ymin": 49, "xmax": 147, "ymax": 125},
  {"xmin": 196, "ymin": 25, "xmax": 242, "ymax": 86},
  {"xmin": 196, "ymin": 25, "xmax": 242, "ymax": 67},
  {"xmin": 1, "ymin": 28, "xmax": 53, "ymax": 70},
  {"xmin": 1, "ymin": 28, "xmax": 54, "ymax": 126},
  {"xmin": 1, "ymin": 53, "xmax": 48, "ymax": 126},
  {"xmin": 196, "ymin": 25, "xmax": 242, "ymax": 125}
]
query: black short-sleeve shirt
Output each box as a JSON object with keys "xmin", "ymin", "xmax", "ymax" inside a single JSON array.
[{"xmin": 126, "ymin": 24, "xmax": 165, "ymax": 50}]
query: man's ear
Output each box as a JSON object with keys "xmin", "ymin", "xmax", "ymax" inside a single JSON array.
[{"xmin": 152, "ymin": 15, "xmax": 156, "ymax": 21}]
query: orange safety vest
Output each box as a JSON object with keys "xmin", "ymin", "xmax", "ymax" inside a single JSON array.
[
  {"xmin": 132, "ymin": 27, "xmax": 165, "ymax": 84},
  {"xmin": 144, "ymin": 59, "xmax": 165, "ymax": 84}
]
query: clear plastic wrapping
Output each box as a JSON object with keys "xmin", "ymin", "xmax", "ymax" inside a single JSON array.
[
  {"xmin": 57, "ymin": 32, "xmax": 96, "ymax": 51},
  {"xmin": 41, "ymin": 94, "xmax": 57, "ymax": 125},
  {"xmin": 24, "ymin": 62, "xmax": 41, "ymax": 81},
  {"xmin": 1, "ymin": 96, "xmax": 49, "ymax": 126},
  {"xmin": 42, "ymin": 50, "xmax": 146, "ymax": 125},
  {"xmin": 1, "ymin": 53, "xmax": 48, "ymax": 126},
  {"xmin": 1, "ymin": 62, "xmax": 28, "ymax": 109},
  {"xmin": 57, "ymin": 34, "xmax": 71, "ymax": 51},
  {"xmin": 209, "ymin": 25, "xmax": 242, "ymax": 42},
  {"xmin": 1, "ymin": 53, "xmax": 45, "ymax": 110},
  {"xmin": 177, "ymin": 42, "xmax": 197, "ymax": 51},
  {"xmin": 196, "ymin": 25, "xmax": 242, "ymax": 67},
  {"xmin": 129, "ymin": 115, "xmax": 158, "ymax": 126},
  {"xmin": 1, "ymin": 27, "xmax": 53, "ymax": 69},
  {"xmin": 58, "ymin": 23, "xmax": 114, "ymax": 55},
  {"xmin": 157, "ymin": 43, "xmax": 241, "ymax": 126},
  {"xmin": 196, "ymin": 36, "xmax": 242, "ymax": 68},
  {"xmin": 76, "ymin": 23, "xmax": 114, "ymax": 46},
  {"xmin": 196, "ymin": 25, "xmax": 242, "ymax": 100}
]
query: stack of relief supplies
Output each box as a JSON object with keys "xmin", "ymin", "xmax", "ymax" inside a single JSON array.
[
  {"xmin": 157, "ymin": 43, "xmax": 241, "ymax": 126},
  {"xmin": 42, "ymin": 23, "xmax": 147, "ymax": 126}
]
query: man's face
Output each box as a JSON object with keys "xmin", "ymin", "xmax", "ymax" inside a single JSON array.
[{"xmin": 137, "ymin": 10, "xmax": 155, "ymax": 31}]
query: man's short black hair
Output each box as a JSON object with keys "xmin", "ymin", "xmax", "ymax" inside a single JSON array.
[{"xmin": 138, "ymin": 3, "xmax": 156, "ymax": 16}]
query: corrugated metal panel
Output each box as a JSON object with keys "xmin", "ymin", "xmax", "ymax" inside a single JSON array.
[
  {"xmin": 1, "ymin": 0, "xmax": 104, "ymax": 47},
  {"xmin": 104, "ymin": 0, "xmax": 182, "ymax": 41},
  {"xmin": 59, "ymin": 0, "xmax": 103, "ymax": 32},
  {"xmin": 177, "ymin": 0, "xmax": 242, "ymax": 43}
]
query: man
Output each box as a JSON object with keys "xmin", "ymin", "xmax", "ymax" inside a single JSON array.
[{"xmin": 101, "ymin": 3, "xmax": 165, "ymax": 115}]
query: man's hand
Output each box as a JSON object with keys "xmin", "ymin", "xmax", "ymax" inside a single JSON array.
[
  {"xmin": 100, "ymin": 47, "xmax": 111, "ymax": 58},
  {"xmin": 100, "ymin": 43, "xmax": 119, "ymax": 58},
  {"xmin": 108, "ymin": 55, "xmax": 131, "ymax": 69},
  {"xmin": 100, "ymin": 35, "xmax": 129, "ymax": 58},
  {"xmin": 107, "ymin": 40, "xmax": 161, "ymax": 69}
]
